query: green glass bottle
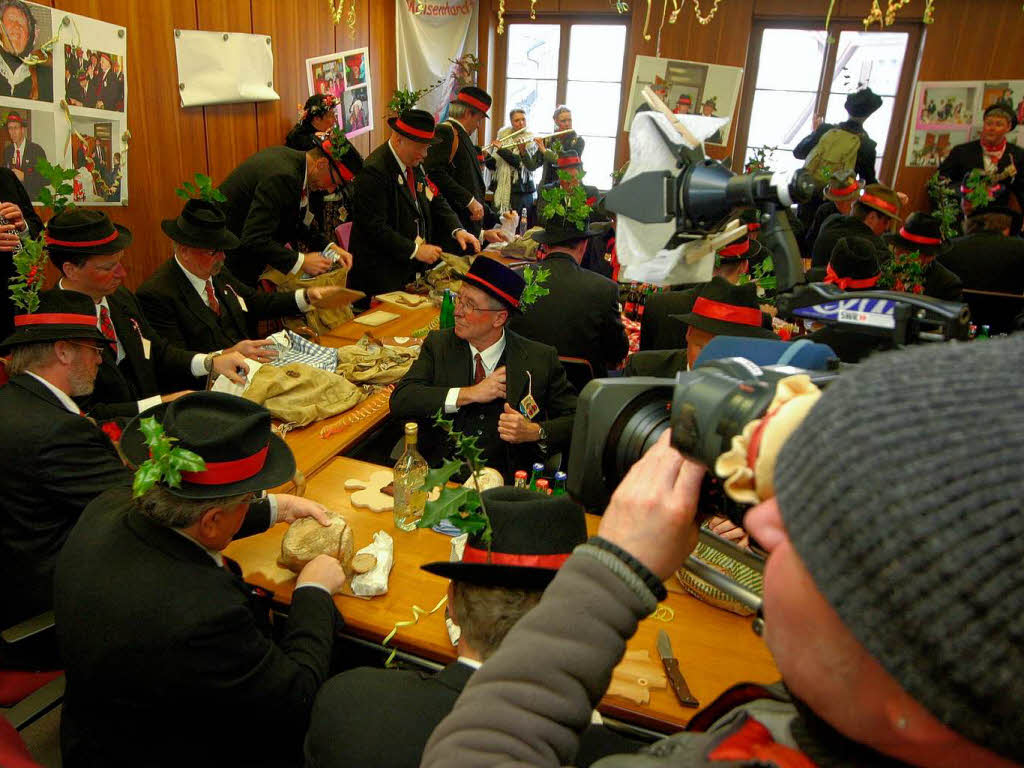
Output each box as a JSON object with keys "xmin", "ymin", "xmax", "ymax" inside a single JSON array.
[
  {"xmin": 440, "ymin": 289, "xmax": 455, "ymax": 329},
  {"xmin": 527, "ymin": 462, "xmax": 544, "ymax": 492}
]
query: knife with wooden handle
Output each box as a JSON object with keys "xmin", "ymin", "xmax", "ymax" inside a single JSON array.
[{"xmin": 657, "ymin": 629, "xmax": 699, "ymax": 708}]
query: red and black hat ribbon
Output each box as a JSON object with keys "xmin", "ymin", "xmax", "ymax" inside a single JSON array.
[
  {"xmin": 395, "ymin": 119, "xmax": 435, "ymax": 141},
  {"xmin": 462, "ymin": 272, "xmax": 520, "ymax": 308},
  {"xmin": 456, "ymin": 91, "xmax": 490, "ymax": 113},
  {"xmin": 462, "ymin": 544, "xmax": 570, "ymax": 569},
  {"xmin": 829, "ymin": 179, "xmax": 860, "ymax": 197},
  {"xmin": 861, "ymin": 193, "xmax": 899, "ymax": 215},
  {"xmin": 180, "ymin": 443, "xmax": 269, "ymax": 485},
  {"xmin": 557, "ymin": 156, "xmax": 582, "ymax": 168},
  {"xmin": 897, "ymin": 226, "xmax": 941, "ymax": 246},
  {"xmin": 692, "ymin": 296, "xmax": 762, "ymax": 327},
  {"xmin": 45, "ymin": 229, "xmax": 119, "ymax": 248},
  {"xmin": 14, "ymin": 312, "xmax": 97, "ymax": 328},
  {"xmin": 824, "ymin": 264, "xmax": 881, "ymax": 290},
  {"xmin": 718, "ymin": 239, "xmax": 750, "ymax": 258}
]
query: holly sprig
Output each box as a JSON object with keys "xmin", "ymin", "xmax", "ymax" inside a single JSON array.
[
  {"xmin": 132, "ymin": 417, "xmax": 206, "ymax": 498},
  {"xmin": 8, "ymin": 234, "xmax": 47, "ymax": 313},
  {"xmin": 36, "ymin": 158, "xmax": 77, "ymax": 214},
  {"xmin": 176, "ymin": 173, "xmax": 227, "ymax": 204},
  {"xmin": 927, "ymin": 172, "xmax": 961, "ymax": 241},
  {"xmin": 539, "ymin": 170, "xmax": 592, "ymax": 230},
  {"xmin": 879, "ymin": 249, "xmax": 927, "ymax": 294},
  {"xmin": 416, "ymin": 410, "xmax": 492, "ymax": 546},
  {"xmin": 963, "ymin": 168, "xmax": 997, "ymax": 210},
  {"xmin": 520, "ymin": 265, "xmax": 550, "ymax": 308},
  {"xmin": 323, "ymin": 125, "xmax": 353, "ymax": 160}
]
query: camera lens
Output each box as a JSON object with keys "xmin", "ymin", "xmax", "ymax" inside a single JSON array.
[{"xmin": 606, "ymin": 390, "xmax": 672, "ymax": 484}]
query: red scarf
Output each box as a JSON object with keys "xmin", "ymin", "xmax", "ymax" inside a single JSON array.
[{"xmin": 981, "ymin": 137, "xmax": 1007, "ymax": 162}]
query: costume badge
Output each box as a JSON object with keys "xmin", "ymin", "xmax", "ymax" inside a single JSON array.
[
  {"xmin": 519, "ymin": 371, "xmax": 539, "ymax": 419},
  {"xmin": 424, "ymin": 183, "xmax": 434, "ymax": 202},
  {"xmin": 303, "ymin": 209, "xmax": 314, "ymax": 227}
]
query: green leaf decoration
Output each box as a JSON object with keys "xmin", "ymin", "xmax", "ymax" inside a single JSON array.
[
  {"xmin": 175, "ymin": 173, "xmax": 224, "ymax": 205},
  {"xmin": 35, "ymin": 158, "xmax": 78, "ymax": 215},
  {"xmin": 7, "ymin": 233, "xmax": 47, "ymax": 313},
  {"xmin": 879, "ymin": 249, "xmax": 927, "ymax": 295},
  {"xmin": 927, "ymin": 172, "xmax": 961, "ymax": 241},
  {"xmin": 422, "ymin": 459, "xmax": 463, "ymax": 496},
  {"xmin": 520, "ymin": 265, "xmax": 551, "ymax": 309},
  {"xmin": 962, "ymin": 168, "xmax": 995, "ymax": 211},
  {"xmin": 131, "ymin": 417, "xmax": 207, "ymax": 498}
]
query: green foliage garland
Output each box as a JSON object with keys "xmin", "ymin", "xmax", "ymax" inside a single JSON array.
[
  {"xmin": 36, "ymin": 158, "xmax": 77, "ymax": 214},
  {"xmin": 132, "ymin": 417, "xmax": 206, "ymax": 498},
  {"xmin": 879, "ymin": 249, "xmax": 926, "ymax": 295},
  {"xmin": 927, "ymin": 172, "xmax": 961, "ymax": 241},
  {"xmin": 539, "ymin": 170, "xmax": 591, "ymax": 230},
  {"xmin": 8, "ymin": 234, "xmax": 47, "ymax": 313}
]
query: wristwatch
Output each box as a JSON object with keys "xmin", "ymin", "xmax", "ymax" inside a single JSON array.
[
  {"xmin": 537, "ymin": 424, "xmax": 548, "ymax": 442},
  {"xmin": 203, "ymin": 352, "xmax": 216, "ymax": 374}
]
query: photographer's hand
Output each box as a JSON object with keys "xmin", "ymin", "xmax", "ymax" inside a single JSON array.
[{"xmin": 597, "ymin": 430, "xmax": 705, "ymax": 580}]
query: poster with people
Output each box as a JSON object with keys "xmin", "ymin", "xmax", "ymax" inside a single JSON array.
[
  {"xmin": 0, "ymin": 0, "xmax": 127, "ymax": 205},
  {"xmin": 906, "ymin": 79, "xmax": 1024, "ymax": 167},
  {"xmin": 305, "ymin": 47, "xmax": 373, "ymax": 139}
]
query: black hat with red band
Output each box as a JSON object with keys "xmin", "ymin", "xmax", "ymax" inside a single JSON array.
[
  {"xmin": 825, "ymin": 237, "xmax": 882, "ymax": 290},
  {"xmin": 315, "ymin": 127, "xmax": 363, "ymax": 182},
  {"xmin": 45, "ymin": 208, "xmax": 133, "ymax": 263},
  {"xmin": 716, "ymin": 232, "xmax": 764, "ymax": 263},
  {"xmin": 460, "ymin": 255, "xmax": 526, "ymax": 313},
  {"xmin": 0, "ymin": 289, "xmax": 107, "ymax": 350},
  {"xmin": 884, "ymin": 212, "xmax": 944, "ymax": 255},
  {"xmin": 451, "ymin": 85, "xmax": 492, "ymax": 116},
  {"xmin": 421, "ymin": 486, "xmax": 588, "ymax": 589},
  {"xmin": 387, "ymin": 108, "xmax": 444, "ymax": 144},
  {"xmin": 120, "ymin": 392, "xmax": 295, "ymax": 499},
  {"xmin": 672, "ymin": 276, "xmax": 776, "ymax": 339}
]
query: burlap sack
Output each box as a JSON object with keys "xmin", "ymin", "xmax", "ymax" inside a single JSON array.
[
  {"xmin": 278, "ymin": 513, "xmax": 355, "ymax": 574},
  {"xmin": 405, "ymin": 253, "xmax": 471, "ymax": 303},
  {"xmin": 260, "ymin": 265, "xmax": 356, "ymax": 335},
  {"xmin": 243, "ymin": 362, "xmax": 363, "ymax": 426},
  {"xmin": 496, "ymin": 228, "xmax": 543, "ymax": 261},
  {"xmin": 335, "ymin": 336, "xmax": 421, "ymax": 385}
]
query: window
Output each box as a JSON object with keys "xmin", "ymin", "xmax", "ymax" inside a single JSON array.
[
  {"xmin": 499, "ymin": 19, "xmax": 628, "ymax": 189},
  {"xmin": 738, "ymin": 21, "xmax": 920, "ymax": 183}
]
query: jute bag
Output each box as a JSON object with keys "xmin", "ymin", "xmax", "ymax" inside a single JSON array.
[
  {"xmin": 335, "ymin": 337, "xmax": 421, "ymax": 385},
  {"xmin": 243, "ymin": 362, "xmax": 363, "ymax": 427},
  {"xmin": 260, "ymin": 265, "xmax": 356, "ymax": 335}
]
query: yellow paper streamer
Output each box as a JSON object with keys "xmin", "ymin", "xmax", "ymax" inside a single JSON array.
[
  {"xmin": 641, "ymin": 0, "xmax": 653, "ymax": 40},
  {"xmin": 381, "ymin": 593, "xmax": 449, "ymax": 667},
  {"xmin": 691, "ymin": 0, "xmax": 724, "ymax": 25},
  {"xmin": 651, "ymin": 605, "xmax": 675, "ymax": 623}
]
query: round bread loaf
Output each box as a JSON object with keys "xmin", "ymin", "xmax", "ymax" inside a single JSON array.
[{"xmin": 278, "ymin": 513, "xmax": 355, "ymax": 574}]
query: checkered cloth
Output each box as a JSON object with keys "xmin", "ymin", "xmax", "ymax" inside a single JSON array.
[{"xmin": 266, "ymin": 330, "xmax": 339, "ymax": 372}]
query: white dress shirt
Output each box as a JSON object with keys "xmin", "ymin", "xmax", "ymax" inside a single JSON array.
[
  {"xmin": 173, "ymin": 256, "xmax": 310, "ymax": 314},
  {"xmin": 444, "ymin": 330, "xmax": 506, "ymax": 413}
]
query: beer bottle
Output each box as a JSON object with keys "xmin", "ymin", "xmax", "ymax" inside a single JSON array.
[
  {"xmin": 514, "ymin": 470, "xmax": 528, "ymax": 489},
  {"xmin": 527, "ymin": 462, "xmax": 544, "ymax": 492},
  {"xmin": 553, "ymin": 471, "xmax": 567, "ymax": 496},
  {"xmin": 440, "ymin": 289, "xmax": 455, "ymax": 329}
]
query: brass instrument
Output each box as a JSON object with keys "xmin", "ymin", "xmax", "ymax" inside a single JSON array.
[{"xmin": 488, "ymin": 127, "xmax": 576, "ymax": 151}]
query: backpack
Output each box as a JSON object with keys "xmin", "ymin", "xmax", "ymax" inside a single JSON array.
[{"xmin": 802, "ymin": 127, "xmax": 861, "ymax": 182}]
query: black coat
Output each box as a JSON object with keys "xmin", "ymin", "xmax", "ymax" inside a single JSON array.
[
  {"xmin": 347, "ymin": 141, "xmax": 463, "ymax": 299},
  {"xmin": 938, "ymin": 231, "xmax": 1024, "ymax": 293},
  {"xmin": 55, "ymin": 486, "xmax": 337, "ymax": 768},
  {"xmin": 923, "ymin": 259, "xmax": 963, "ymax": 302},
  {"xmin": 623, "ymin": 349, "xmax": 688, "ymax": 378},
  {"xmin": 0, "ymin": 167, "xmax": 43, "ymax": 339},
  {"xmin": 389, "ymin": 327, "xmax": 577, "ymax": 481},
  {"xmin": 811, "ymin": 214, "xmax": 888, "ymax": 269},
  {"xmin": 0, "ymin": 50, "xmax": 52, "ymax": 102},
  {"xmin": 793, "ymin": 120, "xmax": 878, "ymax": 185},
  {"xmin": 425, "ymin": 120, "xmax": 494, "ymax": 234},
  {"xmin": 808, "ymin": 325, "xmax": 890, "ymax": 364},
  {"xmin": 938, "ymin": 140, "xmax": 1024, "ymax": 214},
  {"xmin": 509, "ymin": 251, "xmax": 628, "ymax": 378},
  {"xmin": 219, "ymin": 146, "xmax": 329, "ymax": 285},
  {"xmin": 638, "ymin": 285, "xmax": 700, "ymax": 351},
  {"xmin": 137, "ymin": 258, "xmax": 301, "ymax": 352},
  {"xmin": 305, "ymin": 662, "xmax": 644, "ymax": 768},
  {"xmin": 76, "ymin": 287, "xmax": 201, "ymax": 420},
  {"xmin": 3, "ymin": 138, "xmax": 48, "ymax": 200},
  {"xmin": 804, "ymin": 201, "xmax": 840, "ymax": 256},
  {"xmin": 0, "ymin": 375, "xmax": 130, "ymax": 627}
]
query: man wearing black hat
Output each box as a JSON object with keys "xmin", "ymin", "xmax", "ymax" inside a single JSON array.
[
  {"xmin": 55, "ymin": 392, "xmax": 347, "ymax": 768},
  {"xmin": 939, "ymin": 204, "xmax": 1024, "ymax": 294},
  {"xmin": 305, "ymin": 488, "xmax": 644, "ymax": 768},
  {"xmin": 218, "ymin": 135, "xmax": 358, "ymax": 286},
  {"xmin": 348, "ymin": 108, "xmax": 479, "ymax": 300},
  {"xmin": 390, "ymin": 256, "xmax": 576, "ymax": 482},
  {"xmin": 0, "ymin": 289, "xmax": 131, "ymax": 633},
  {"xmin": 137, "ymin": 199, "xmax": 353, "ymax": 355},
  {"xmin": 47, "ymin": 208, "xmax": 251, "ymax": 420},
  {"xmin": 939, "ymin": 102, "xmax": 1024, "ymax": 217},
  {"xmin": 885, "ymin": 212, "xmax": 962, "ymax": 302},
  {"xmin": 509, "ymin": 214, "xmax": 627, "ymax": 379},
  {"xmin": 811, "ymin": 182, "xmax": 901, "ymax": 269}
]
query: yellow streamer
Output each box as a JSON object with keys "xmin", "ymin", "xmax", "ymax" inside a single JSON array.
[
  {"xmin": 691, "ymin": 0, "xmax": 724, "ymax": 25},
  {"xmin": 641, "ymin": 0, "xmax": 653, "ymax": 41},
  {"xmin": 381, "ymin": 593, "xmax": 449, "ymax": 667},
  {"xmin": 651, "ymin": 605, "xmax": 675, "ymax": 623}
]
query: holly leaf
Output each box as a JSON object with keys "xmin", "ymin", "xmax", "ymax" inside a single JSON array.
[
  {"xmin": 170, "ymin": 448, "xmax": 206, "ymax": 473},
  {"xmin": 163, "ymin": 463, "xmax": 182, "ymax": 488},
  {"xmin": 432, "ymin": 409, "xmax": 455, "ymax": 435},
  {"xmin": 194, "ymin": 173, "xmax": 212, "ymax": 188},
  {"xmin": 138, "ymin": 416, "xmax": 162, "ymax": 443},
  {"xmin": 175, "ymin": 188, "xmax": 189, "ymax": 200},
  {"xmin": 456, "ymin": 434, "xmax": 485, "ymax": 469},
  {"xmin": 422, "ymin": 459, "xmax": 463, "ymax": 492},
  {"xmin": 132, "ymin": 461, "xmax": 163, "ymax": 498},
  {"xmin": 448, "ymin": 513, "xmax": 489, "ymax": 538},
  {"xmin": 419, "ymin": 486, "xmax": 479, "ymax": 529}
]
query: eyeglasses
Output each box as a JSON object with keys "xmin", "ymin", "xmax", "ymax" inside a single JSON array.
[
  {"xmin": 452, "ymin": 291, "xmax": 505, "ymax": 314},
  {"xmin": 66, "ymin": 340, "xmax": 106, "ymax": 356}
]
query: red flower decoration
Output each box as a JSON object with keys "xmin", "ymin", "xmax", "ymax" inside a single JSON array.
[
  {"xmin": 426, "ymin": 176, "xmax": 439, "ymax": 196},
  {"xmin": 100, "ymin": 421, "xmax": 123, "ymax": 445}
]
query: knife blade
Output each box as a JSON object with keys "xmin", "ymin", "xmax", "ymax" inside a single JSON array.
[{"xmin": 656, "ymin": 629, "xmax": 699, "ymax": 708}]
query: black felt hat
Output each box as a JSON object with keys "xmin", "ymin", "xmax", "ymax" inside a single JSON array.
[
  {"xmin": 460, "ymin": 255, "xmax": 526, "ymax": 312},
  {"xmin": 673, "ymin": 276, "xmax": 776, "ymax": 339},
  {"xmin": 45, "ymin": 208, "xmax": 133, "ymax": 263},
  {"xmin": 387, "ymin": 109, "xmax": 444, "ymax": 144},
  {"xmin": 161, "ymin": 199, "xmax": 240, "ymax": 251},
  {"xmin": 825, "ymin": 237, "xmax": 881, "ymax": 290},
  {"xmin": 716, "ymin": 232, "xmax": 764, "ymax": 264},
  {"xmin": 421, "ymin": 487, "xmax": 588, "ymax": 589},
  {"xmin": 984, "ymin": 101, "xmax": 1018, "ymax": 130},
  {"xmin": 845, "ymin": 88, "xmax": 883, "ymax": 119},
  {"xmin": 885, "ymin": 212, "xmax": 944, "ymax": 254},
  {"xmin": 120, "ymin": 392, "xmax": 295, "ymax": 500},
  {"xmin": 0, "ymin": 289, "xmax": 106, "ymax": 350},
  {"xmin": 533, "ymin": 212, "xmax": 605, "ymax": 245},
  {"xmin": 451, "ymin": 85, "xmax": 492, "ymax": 116}
]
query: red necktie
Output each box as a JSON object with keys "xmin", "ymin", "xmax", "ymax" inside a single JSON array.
[
  {"xmin": 406, "ymin": 166, "xmax": 417, "ymax": 197},
  {"xmin": 473, "ymin": 353, "xmax": 485, "ymax": 385},
  {"xmin": 98, "ymin": 305, "xmax": 117, "ymax": 347},
  {"xmin": 13, "ymin": 148, "xmax": 20, "ymax": 168},
  {"xmin": 205, "ymin": 280, "xmax": 221, "ymax": 315}
]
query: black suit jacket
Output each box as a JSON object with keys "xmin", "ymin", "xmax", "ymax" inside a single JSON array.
[
  {"xmin": 623, "ymin": 349, "xmax": 688, "ymax": 378},
  {"xmin": 938, "ymin": 140, "xmax": 1024, "ymax": 213},
  {"xmin": 0, "ymin": 375, "xmax": 130, "ymax": 627},
  {"xmin": 509, "ymin": 251, "xmax": 628, "ymax": 378},
  {"xmin": 305, "ymin": 661, "xmax": 643, "ymax": 768},
  {"xmin": 347, "ymin": 141, "xmax": 463, "ymax": 299},
  {"xmin": 924, "ymin": 259, "xmax": 963, "ymax": 302},
  {"xmin": 3, "ymin": 139, "xmax": 48, "ymax": 199},
  {"xmin": 811, "ymin": 214, "xmax": 888, "ymax": 269},
  {"xmin": 77, "ymin": 287, "xmax": 200, "ymax": 420},
  {"xmin": 56, "ymin": 486, "xmax": 338, "ymax": 768},
  {"xmin": 219, "ymin": 146, "xmax": 329, "ymax": 285},
  {"xmin": 425, "ymin": 120, "xmax": 493, "ymax": 234},
  {"xmin": 0, "ymin": 167, "xmax": 43, "ymax": 338},
  {"xmin": 793, "ymin": 119, "xmax": 878, "ymax": 185},
  {"xmin": 389, "ymin": 328, "xmax": 577, "ymax": 480},
  {"xmin": 938, "ymin": 231, "xmax": 1024, "ymax": 293},
  {"xmin": 137, "ymin": 258, "xmax": 301, "ymax": 352}
]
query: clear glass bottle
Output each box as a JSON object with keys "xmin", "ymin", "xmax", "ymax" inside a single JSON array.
[{"xmin": 393, "ymin": 422, "xmax": 428, "ymax": 531}]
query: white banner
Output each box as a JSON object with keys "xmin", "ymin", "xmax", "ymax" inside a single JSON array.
[{"xmin": 395, "ymin": 0, "xmax": 477, "ymax": 123}]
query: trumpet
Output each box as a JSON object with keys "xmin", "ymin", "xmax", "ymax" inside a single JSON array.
[{"xmin": 488, "ymin": 127, "xmax": 576, "ymax": 151}]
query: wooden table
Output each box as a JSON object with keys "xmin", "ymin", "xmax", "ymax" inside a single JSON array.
[
  {"xmin": 325, "ymin": 302, "xmax": 440, "ymax": 343},
  {"xmin": 227, "ymin": 457, "xmax": 779, "ymax": 734}
]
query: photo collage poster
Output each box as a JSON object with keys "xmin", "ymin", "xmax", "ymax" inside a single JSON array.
[
  {"xmin": 305, "ymin": 47, "xmax": 373, "ymax": 140},
  {"xmin": 906, "ymin": 79, "xmax": 1024, "ymax": 168},
  {"xmin": 0, "ymin": 0, "xmax": 127, "ymax": 206}
]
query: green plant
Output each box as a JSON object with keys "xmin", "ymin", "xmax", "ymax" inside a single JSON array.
[
  {"xmin": 879, "ymin": 250, "xmax": 926, "ymax": 294},
  {"xmin": 132, "ymin": 417, "xmax": 206, "ymax": 498},
  {"xmin": 737, "ymin": 254, "xmax": 777, "ymax": 304},
  {"xmin": 36, "ymin": 158, "xmax": 77, "ymax": 214},
  {"xmin": 520, "ymin": 265, "xmax": 550, "ymax": 308},
  {"xmin": 7, "ymin": 234, "xmax": 47, "ymax": 313},
  {"xmin": 927, "ymin": 172, "xmax": 961, "ymax": 241},
  {"xmin": 539, "ymin": 170, "xmax": 591, "ymax": 230},
  {"xmin": 416, "ymin": 410, "xmax": 492, "ymax": 545},
  {"xmin": 744, "ymin": 146, "xmax": 777, "ymax": 174},
  {"xmin": 962, "ymin": 168, "xmax": 996, "ymax": 210},
  {"xmin": 387, "ymin": 87, "xmax": 428, "ymax": 117},
  {"xmin": 175, "ymin": 173, "xmax": 227, "ymax": 204}
]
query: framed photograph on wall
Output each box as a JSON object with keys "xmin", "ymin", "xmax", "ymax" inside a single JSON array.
[{"xmin": 305, "ymin": 47, "xmax": 373, "ymax": 139}]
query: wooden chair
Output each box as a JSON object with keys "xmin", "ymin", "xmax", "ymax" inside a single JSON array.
[{"xmin": 558, "ymin": 355, "xmax": 595, "ymax": 394}]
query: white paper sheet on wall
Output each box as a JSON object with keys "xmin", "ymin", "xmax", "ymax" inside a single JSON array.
[{"xmin": 173, "ymin": 30, "xmax": 278, "ymax": 107}]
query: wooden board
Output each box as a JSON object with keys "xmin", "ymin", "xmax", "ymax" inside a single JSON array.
[
  {"xmin": 374, "ymin": 291, "xmax": 433, "ymax": 309},
  {"xmin": 352, "ymin": 310, "xmax": 401, "ymax": 327}
]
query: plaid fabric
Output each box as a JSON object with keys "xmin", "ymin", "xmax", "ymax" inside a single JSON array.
[{"xmin": 266, "ymin": 330, "xmax": 339, "ymax": 372}]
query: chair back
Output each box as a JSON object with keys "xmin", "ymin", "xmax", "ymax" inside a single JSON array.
[{"xmin": 558, "ymin": 355, "xmax": 594, "ymax": 393}]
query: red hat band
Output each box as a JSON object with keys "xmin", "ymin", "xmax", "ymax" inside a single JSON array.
[
  {"xmin": 180, "ymin": 444, "xmax": 269, "ymax": 485},
  {"xmin": 718, "ymin": 239, "xmax": 750, "ymax": 258},
  {"xmin": 861, "ymin": 193, "xmax": 899, "ymax": 215},
  {"xmin": 825, "ymin": 264, "xmax": 881, "ymax": 291},
  {"xmin": 456, "ymin": 92, "xmax": 490, "ymax": 113},
  {"xmin": 829, "ymin": 180, "xmax": 860, "ymax": 197},
  {"xmin": 557, "ymin": 157, "xmax": 581, "ymax": 168},
  {"xmin": 14, "ymin": 312, "xmax": 98, "ymax": 328},
  {"xmin": 692, "ymin": 296, "xmax": 762, "ymax": 327},
  {"xmin": 461, "ymin": 544, "xmax": 570, "ymax": 569},
  {"xmin": 395, "ymin": 119, "xmax": 435, "ymax": 140},
  {"xmin": 462, "ymin": 272, "xmax": 520, "ymax": 308},
  {"xmin": 897, "ymin": 227, "xmax": 941, "ymax": 246},
  {"xmin": 45, "ymin": 229, "xmax": 120, "ymax": 248}
]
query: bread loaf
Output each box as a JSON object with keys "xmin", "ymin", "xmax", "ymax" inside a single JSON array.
[{"xmin": 278, "ymin": 514, "xmax": 354, "ymax": 574}]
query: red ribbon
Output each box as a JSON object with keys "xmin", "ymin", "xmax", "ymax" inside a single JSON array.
[
  {"xmin": 718, "ymin": 239, "xmax": 750, "ymax": 258},
  {"xmin": 897, "ymin": 226, "xmax": 941, "ymax": 246},
  {"xmin": 824, "ymin": 264, "xmax": 880, "ymax": 290},
  {"xmin": 180, "ymin": 444, "xmax": 269, "ymax": 485},
  {"xmin": 395, "ymin": 119, "xmax": 435, "ymax": 140},
  {"xmin": 456, "ymin": 92, "xmax": 490, "ymax": 113},
  {"xmin": 14, "ymin": 312, "xmax": 97, "ymax": 327},
  {"xmin": 461, "ymin": 545, "xmax": 570, "ymax": 569},
  {"xmin": 828, "ymin": 180, "xmax": 860, "ymax": 197},
  {"xmin": 557, "ymin": 156, "xmax": 581, "ymax": 168},
  {"xmin": 861, "ymin": 193, "xmax": 899, "ymax": 215},
  {"xmin": 692, "ymin": 296, "xmax": 762, "ymax": 327},
  {"xmin": 462, "ymin": 272, "xmax": 520, "ymax": 308},
  {"xmin": 45, "ymin": 229, "xmax": 120, "ymax": 248},
  {"xmin": 981, "ymin": 138, "xmax": 1007, "ymax": 154}
]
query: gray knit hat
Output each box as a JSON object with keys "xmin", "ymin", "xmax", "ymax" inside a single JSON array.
[{"xmin": 774, "ymin": 336, "xmax": 1024, "ymax": 761}]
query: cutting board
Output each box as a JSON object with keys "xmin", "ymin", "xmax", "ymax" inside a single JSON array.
[{"xmin": 353, "ymin": 310, "xmax": 401, "ymax": 327}]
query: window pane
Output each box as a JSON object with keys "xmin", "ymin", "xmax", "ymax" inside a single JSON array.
[
  {"xmin": 505, "ymin": 79, "xmax": 557, "ymax": 135},
  {"xmin": 577, "ymin": 135, "xmax": 616, "ymax": 190},
  {"xmin": 825, "ymin": 93, "xmax": 896, "ymax": 156},
  {"xmin": 566, "ymin": 81, "xmax": 621, "ymax": 137},
  {"xmin": 745, "ymin": 147, "xmax": 806, "ymax": 175},
  {"xmin": 755, "ymin": 29, "xmax": 827, "ymax": 92},
  {"xmin": 830, "ymin": 31, "xmax": 908, "ymax": 97},
  {"xmin": 568, "ymin": 25, "xmax": 627, "ymax": 82},
  {"xmin": 506, "ymin": 24, "xmax": 560, "ymax": 79},
  {"xmin": 746, "ymin": 89, "xmax": 818, "ymax": 151}
]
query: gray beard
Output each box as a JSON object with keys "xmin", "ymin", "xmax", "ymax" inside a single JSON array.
[{"xmin": 68, "ymin": 362, "xmax": 97, "ymax": 397}]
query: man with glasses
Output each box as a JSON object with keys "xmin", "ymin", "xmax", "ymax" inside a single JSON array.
[
  {"xmin": 391, "ymin": 257, "xmax": 576, "ymax": 482},
  {"xmin": 0, "ymin": 288, "xmax": 131, "ymax": 636}
]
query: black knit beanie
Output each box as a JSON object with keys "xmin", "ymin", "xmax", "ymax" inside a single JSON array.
[{"xmin": 774, "ymin": 336, "xmax": 1024, "ymax": 762}]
